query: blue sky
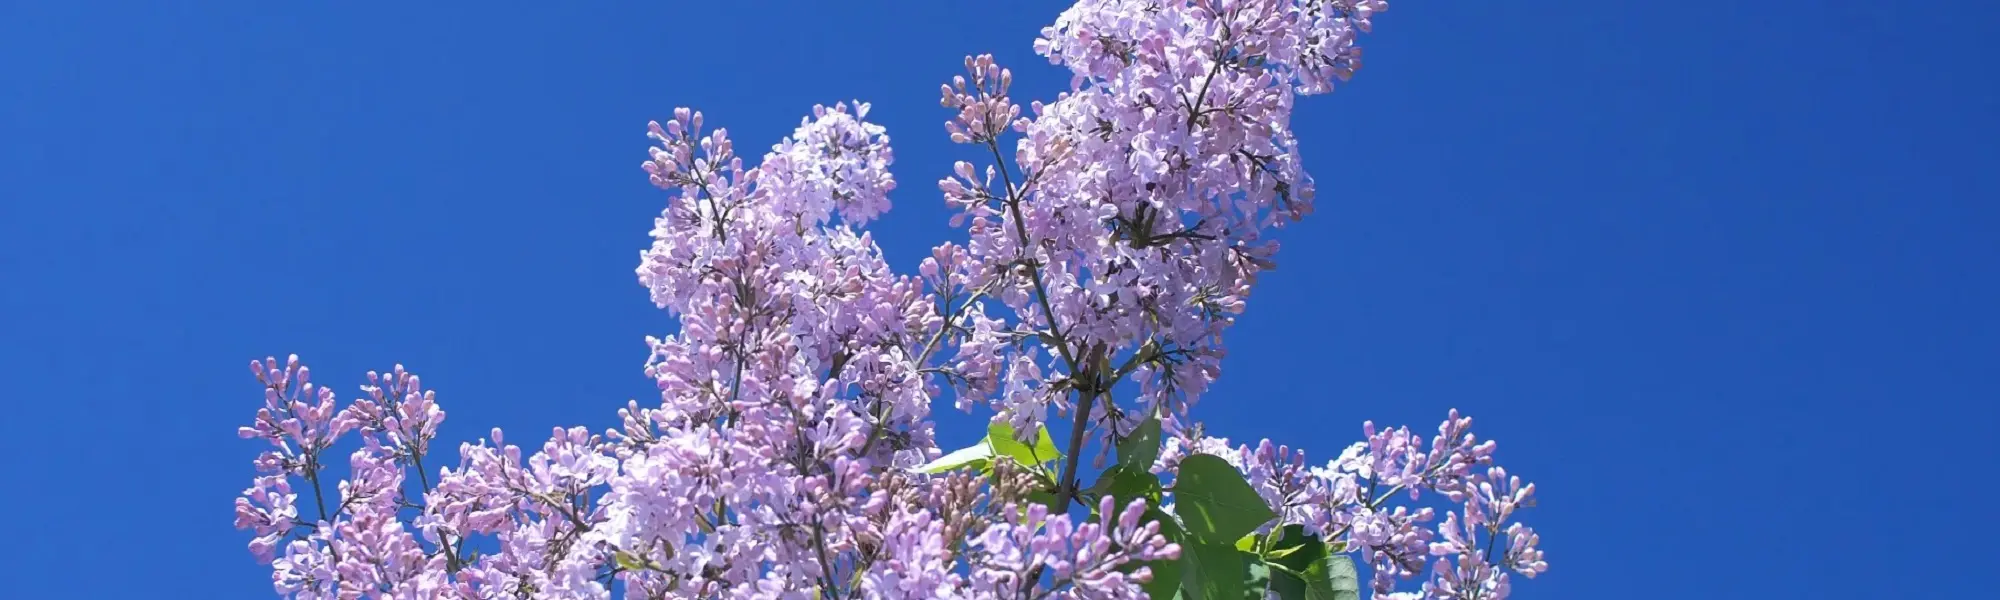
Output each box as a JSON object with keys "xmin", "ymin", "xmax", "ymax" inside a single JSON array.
[{"xmin": 2, "ymin": 1, "xmax": 1995, "ymax": 597}]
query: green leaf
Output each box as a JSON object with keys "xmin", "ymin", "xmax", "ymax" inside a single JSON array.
[
  {"xmin": 1090, "ymin": 465, "xmax": 1163, "ymax": 504},
  {"xmin": 1118, "ymin": 417, "xmax": 1163, "ymax": 470},
  {"xmin": 914, "ymin": 421, "xmax": 1060, "ymax": 477},
  {"xmin": 1262, "ymin": 526, "xmax": 1360, "ymax": 600},
  {"xmin": 1024, "ymin": 488, "xmax": 1066, "ymax": 514},
  {"xmin": 1266, "ymin": 542, "xmax": 1306, "ymax": 561},
  {"xmin": 1243, "ymin": 557, "xmax": 1271, "ymax": 600},
  {"xmin": 1263, "ymin": 526, "xmax": 1315, "ymax": 566},
  {"xmin": 1135, "ymin": 507, "xmax": 1185, "ymax": 600},
  {"xmin": 987, "ymin": 421, "xmax": 1060, "ymax": 469},
  {"xmin": 1271, "ymin": 568, "xmax": 1309, "ymax": 600},
  {"xmin": 914, "ymin": 441, "xmax": 993, "ymax": 474},
  {"xmin": 612, "ymin": 550, "xmax": 647, "ymax": 572},
  {"xmin": 1170, "ymin": 454, "xmax": 1278, "ymax": 544},
  {"xmin": 1309, "ymin": 554, "xmax": 1362, "ymax": 600},
  {"xmin": 1179, "ymin": 541, "xmax": 1246, "ymax": 600}
]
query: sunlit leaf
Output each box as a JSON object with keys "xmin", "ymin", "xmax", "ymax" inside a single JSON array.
[
  {"xmin": 1171, "ymin": 454, "xmax": 1277, "ymax": 544},
  {"xmin": 988, "ymin": 421, "xmax": 1060, "ymax": 469},
  {"xmin": 1119, "ymin": 417, "xmax": 1163, "ymax": 470},
  {"xmin": 914, "ymin": 441, "xmax": 993, "ymax": 474}
]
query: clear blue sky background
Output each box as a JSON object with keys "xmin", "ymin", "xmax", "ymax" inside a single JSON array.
[{"xmin": 2, "ymin": 1, "xmax": 1995, "ymax": 597}]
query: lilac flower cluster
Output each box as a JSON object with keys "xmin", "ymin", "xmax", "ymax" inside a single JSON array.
[
  {"xmin": 235, "ymin": 1, "xmax": 1550, "ymax": 599},
  {"xmin": 236, "ymin": 356, "xmax": 455, "ymax": 597},
  {"xmin": 933, "ymin": 0, "xmax": 1395, "ymax": 471}
]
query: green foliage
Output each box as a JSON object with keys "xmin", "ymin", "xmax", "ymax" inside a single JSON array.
[
  {"xmin": 1243, "ymin": 559, "xmax": 1272, "ymax": 600},
  {"xmin": 986, "ymin": 421, "xmax": 1060, "ymax": 470},
  {"xmin": 1090, "ymin": 464, "xmax": 1163, "ymax": 503},
  {"xmin": 913, "ymin": 442, "xmax": 993, "ymax": 474},
  {"xmin": 1262, "ymin": 526, "xmax": 1361, "ymax": 600},
  {"xmin": 919, "ymin": 422, "xmax": 1359, "ymax": 600},
  {"xmin": 1181, "ymin": 541, "xmax": 1252, "ymax": 600},
  {"xmin": 1024, "ymin": 488, "xmax": 1066, "ymax": 514},
  {"xmin": 1118, "ymin": 417, "xmax": 1163, "ymax": 470},
  {"xmin": 612, "ymin": 550, "xmax": 647, "ymax": 572},
  {"xmin": 912, "ymin": 421, "xmax": 1060, "ymax": 476},
  {"xmin": 1170, "ymin": 454, "xmax": 1278, "ymax": 544},
  {"xmin": 1267, "ymin": 552, "xmax": 1361, "ymax": 600},
  {"xmin": 1136, "ymin": 507, "xmax": 1186, "ymax": 600}
]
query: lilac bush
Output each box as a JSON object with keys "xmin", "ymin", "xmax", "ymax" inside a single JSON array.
[{"xmin": 233, "ymin": 1, "xmax": 1547, "ymax": 598}]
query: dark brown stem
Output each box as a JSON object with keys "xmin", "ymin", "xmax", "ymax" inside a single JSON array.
[
  {"xmin": 981, "ymin": 135, "xmax": 1097, "ymax": 510},
  {"xmin": 1054, "ymin": 389, "xmax": 1098, "ymax": 508}
]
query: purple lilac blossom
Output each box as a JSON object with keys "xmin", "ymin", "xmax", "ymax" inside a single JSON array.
[{"xmin": 234, "ymin": 2, "xmax": 1550, "ymax": 599}]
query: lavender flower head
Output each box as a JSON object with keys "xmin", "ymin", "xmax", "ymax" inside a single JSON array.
[{"xmin": 233, "ymin": 2, "xmax": 1550, "ymax": 599}]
